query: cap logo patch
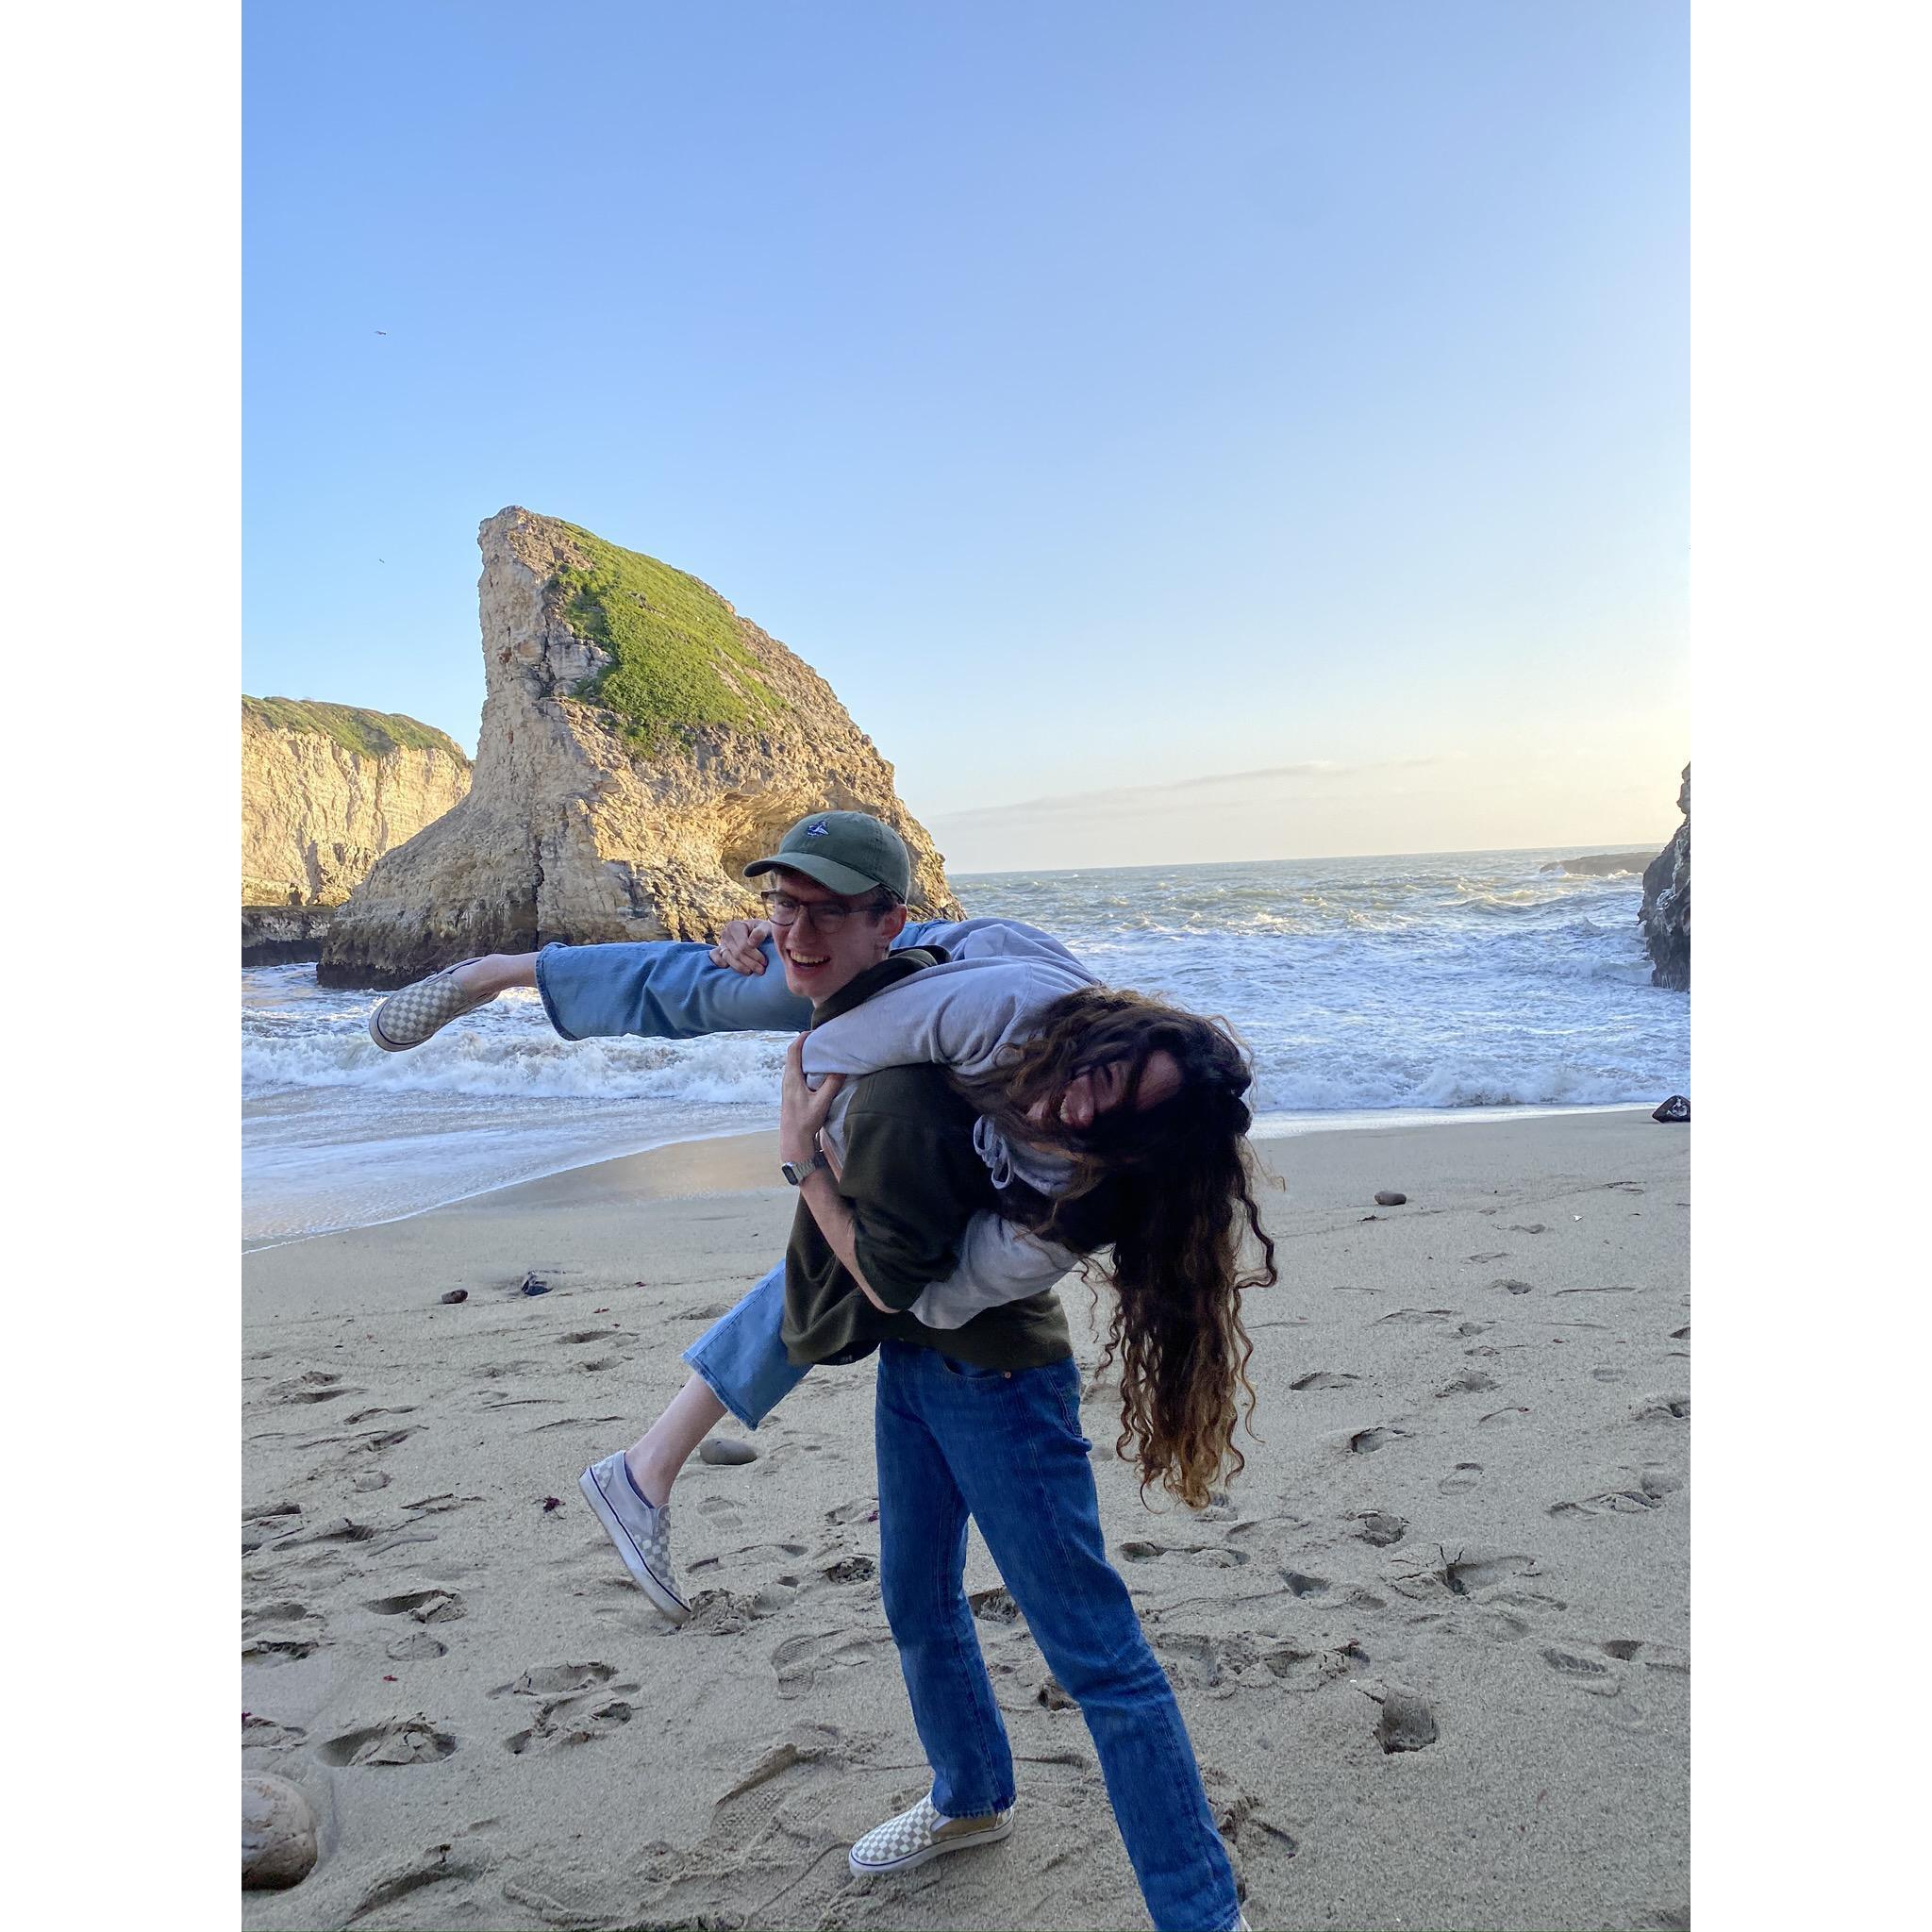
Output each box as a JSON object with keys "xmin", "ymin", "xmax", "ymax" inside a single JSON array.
[{"xmin": 806, "ymin": 821, "xmax": 830, "ymax": 837}]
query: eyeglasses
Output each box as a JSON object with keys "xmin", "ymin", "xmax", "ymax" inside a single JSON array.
[{"xmin": 759, "ymin": 891, "xmax": 884, "ymax": 932}]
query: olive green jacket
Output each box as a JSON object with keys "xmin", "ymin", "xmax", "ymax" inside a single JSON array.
[{"xmin": 780, "ymin": 952, "xmax": 1073, "ymax": 1373}]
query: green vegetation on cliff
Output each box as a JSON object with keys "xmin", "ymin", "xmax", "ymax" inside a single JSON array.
[
  {"xmin": 243, "ymin": 697, "xmax": 470, "ymax": 764},
  {"xmin": 555, "ymin": 522, "xmax": 788, "ymax": 748}
]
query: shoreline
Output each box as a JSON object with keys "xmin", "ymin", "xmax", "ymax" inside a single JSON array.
[{"xmin": 244, "ymin": 1099, "xmax": 1658, "ymax": 1253}]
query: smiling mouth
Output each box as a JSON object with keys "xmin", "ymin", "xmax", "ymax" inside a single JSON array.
[{"xmin": 785, "ymin": 950, "xmax": 830, "ymax": 969}]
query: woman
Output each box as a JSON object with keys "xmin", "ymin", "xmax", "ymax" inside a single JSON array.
[{"xmin": 373, "ymin": 918, "xmax": 1273, "ymax": 1607}]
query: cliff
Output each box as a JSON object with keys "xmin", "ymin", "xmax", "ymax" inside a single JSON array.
[
  {"xmin": 1638, "ymin": 765, "xmax": 1690, "ymax": 991},
  {"xmin": 242, "ymin": 698, "xmax": 473, "ymax": 908},
  {"xmin": 317, "ymin": 508, "xmax": 963, "ymax": 989}
]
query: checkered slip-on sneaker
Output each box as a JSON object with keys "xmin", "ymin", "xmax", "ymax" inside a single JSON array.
[
  {"xmin": 367, "ymin": 963, "xmax": 491, "ymax": 1052},
  {"xmin": 847, "ymin": 1795, "xmax": 1014, "ymax": 1878},
  {"xmin": 577, "ymin": 1452, "xmax": 691, "ymax": 1626}
]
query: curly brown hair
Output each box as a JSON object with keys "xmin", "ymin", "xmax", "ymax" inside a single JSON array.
[{"xmin": 955, "ymin": 987, "xmax": 1279, "ymax": 1508}]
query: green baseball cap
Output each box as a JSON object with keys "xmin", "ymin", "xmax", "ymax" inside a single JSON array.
[{"xmin": 743, "ymin": 810, "xmax": 912, "ymax": 900}]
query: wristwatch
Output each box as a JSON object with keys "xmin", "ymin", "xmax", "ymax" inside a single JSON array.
[{"xmin": 780, "ymin": 1148, "xmax": 831, "ymax": 1187}]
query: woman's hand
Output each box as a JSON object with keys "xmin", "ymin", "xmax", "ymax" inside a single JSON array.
[
  {"xmin": 778, "ymin": 1035, "xmax": 845, "ymax": 1165},
  {"xmin": 709, "ymin": 918, "xmax": 774, "ymax": 974}
]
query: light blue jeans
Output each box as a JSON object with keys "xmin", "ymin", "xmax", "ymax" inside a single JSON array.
[
  {"xmin": 681, "ymin": 1262, "xmax": 808, "ymax": 1427},
  {"xmin": 533, "ymin": 922, "xmax": 966, "ymax": 1041}
]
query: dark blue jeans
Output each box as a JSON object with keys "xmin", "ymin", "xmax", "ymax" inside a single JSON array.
[{"xmin": 874, "ymin": 1343, "xmax": 1241, "ymax": 1932}]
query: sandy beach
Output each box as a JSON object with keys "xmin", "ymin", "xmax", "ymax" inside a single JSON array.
[{"xmin": 242, "ymin": 1108, "xmax": 1689, "ymax": 1932}]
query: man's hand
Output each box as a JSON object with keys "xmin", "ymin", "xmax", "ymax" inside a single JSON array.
[
  {"xmin": 709, "ymin": 918, "xmax": 774, "ymax": 974},
  {"xmin": 779, "ymin": 1035, "xmax": 845, "ymax": 1166}
]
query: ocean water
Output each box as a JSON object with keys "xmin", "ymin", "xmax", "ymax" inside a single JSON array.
[{"xmin": 242, "ymin": 847, "xmax": 1687, "ymax": 1246}]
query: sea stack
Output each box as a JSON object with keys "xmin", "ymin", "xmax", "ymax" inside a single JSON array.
[
  {"xmin": 1638, "ymin": 764, "xmax": 1690, "ymax": 991},
  {"xmin": 318, "ymin": 508, "xmax": 962, "ymax": 988}
]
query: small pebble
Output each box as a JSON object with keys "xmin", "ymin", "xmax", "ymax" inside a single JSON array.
[
  {"xmin": 440, "ymin": 1289, "xmax": 468, "ymax": 1305},
  {"xmin": 699, "ymin": 1437, "xmax": 758, "ymax": 1466},
  {"xmin": 1375, "ymin": 1687, "xmax": 1440, "ymax": 1753},
  {"xmin": 1374, "ymin": 1191, "xmax": 1408, "ymax": 1207}
]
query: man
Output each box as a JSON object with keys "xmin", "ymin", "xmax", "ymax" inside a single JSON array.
[{"xmin": 375, "ymin": 813, "xmax": 1244, "ymax": 1928}]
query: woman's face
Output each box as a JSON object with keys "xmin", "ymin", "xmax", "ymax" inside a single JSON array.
[{"xmin": 1025, "ymin": 1049, "xmax": 1184, "ymax": 1132}]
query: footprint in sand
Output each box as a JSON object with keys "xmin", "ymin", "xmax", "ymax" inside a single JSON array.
[
  {"xmin": 491, "ymin": 1661, "xmax": 618, "ymax": 1697},
  {"xmin": 387, "ymin": 1632, "xmax": 448, "ymax": 1661},
  {"xmin": 1120, "ymin": 1540, "xmax": 1250, "ymax": 1569},
  {"xmin": 697, "ymin": 1495, "xmax": 744, "ymax": 1532},
  {"xmin": 769, "ymin": 1626, "xmax": 895, "ymax": 1697},
  {"xmin": 1490, "ymin": 1278, "xmax": 1535, "ymax": 1296},
  {"xmin": 1291, "ymin": 1371, "xmax": 1359, "ymax": 1391},
  {"xmin": 242, "ymin": 1637, "xmax": 320, "ymax": 1663},
  {"xmin": 276, "ymin": 1516, "xmax": 383, "ymax": 1548},
  {"xmin": 1439, "ymin": 1462, "xmax": 1484, "ymax": 1494},
  {"xmin": 507, "ymin": 1699, "xmax": 636, "ymax": 1755},
  {"xmin": 1354, "ymin": 1510, "xmax": 1407, "ymax": 1547},
  {"xmin": 1540, "ymin": 1646, "xmax": 1622, "ymax": 1696},
  {"xmin": 266, "ymin": 1372, "xmax": 361, "ymax": 1406},
  {"xmin": 1389, "ymin": 1547, "xmax": 1537, "ymax": 1604},
  {"xmin": 502, "ymin": 1673, "xmax": 640, "ymax": 1755},
  {"xmin": 366, "ymin": 1588, "xmax": 467, "ymax": 1624},
  {"xmin": 242, "ymin": 1714, "xmax": 308, "ymax": 1750},
  {"xmin": 1348, "ymin": 1426, "xmax": 1410, "ymax": 1455},
  {"xmin": 1281, "ymin": 1570, "xmax": 1330, "ymax": 1598},
  {"xmin": 244, "ymin": 1599, "xmax": 319, "ymax": 1632},
  {"xmin": 1435, "ymin": 1369, "xmax": 1498, "ymax": 1397},
  {"xmin": 1632, "ymin": 1392, "xmax": 1690, "ymax": 1421},
  {"xmin": 970, "ymin": 1585, "xmax": 1024, "ymax": 1624},
  {"xmin": 1442, "ymin": 1551, "xmax": 1538, "ymax": 1595},
  {"xmin": 1548, "ymin": 1465, "xmax": 1682, "ymax": 1518},
  {"xmin": 320, "ymin": 1716, "xmax": 458, "ymax": 1765},
  {"xmin": 1158, "ymin": 1630, "xmax": 1366, "ymax": 1699},
  {"xmin": 823, "ymin": 1555, "xmax": 877, "ymax": 1585}
]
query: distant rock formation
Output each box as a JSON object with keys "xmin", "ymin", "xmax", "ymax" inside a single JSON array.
[
  {"xmin": 1538, "ymin": 851, "xmax": 1657, "ymax": 877},
  {"xmin": 242, "ymin": 905, "xmax": 336, "ymax": 968},
  {"xmin": 318, "ymin": 508, "xmax": 963, "ymax": 989},
  {"xmin": 243, "ymin": 698, "xmax": 472, "ymax": 907},
  {"xmin": 1639, "ymin": 766, "xmax": 1690, "ymax": 990}
]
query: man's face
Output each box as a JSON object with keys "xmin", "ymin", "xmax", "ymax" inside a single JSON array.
[
  {"xmin": 1024, "ymin": 1050, "xmax": 1185, "ymax": 1133},
  {"xmin": 765, "ymin": 868, "xmax": 907, "ymax": 1005}
]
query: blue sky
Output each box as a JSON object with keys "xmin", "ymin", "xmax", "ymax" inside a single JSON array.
[{"xmin": 244, "ymin": 0, "xmax": 1687, "ymax": 870}]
